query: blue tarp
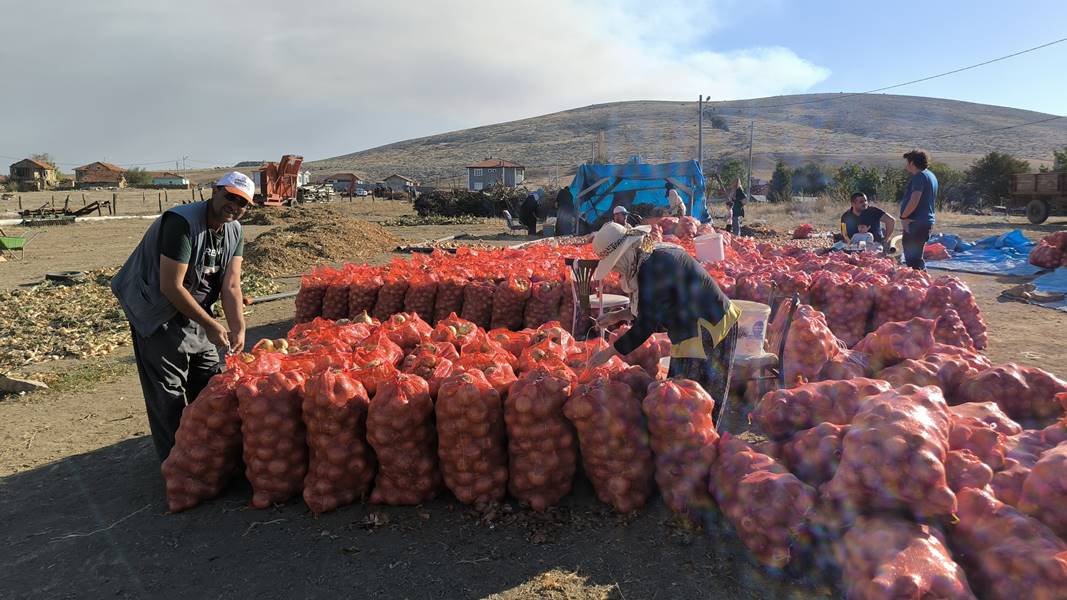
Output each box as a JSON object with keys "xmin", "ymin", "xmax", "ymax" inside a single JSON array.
[
  {"xmin": 926, "ymin": 228, "xmax": 1042, "ymax": 276},
  {"xmin": 569, "ymin": 159, "xmax": 707, "ymax": 227},
  {"xmin": 1031, "ymin": 267, "xmax": 1067, "ymax": 312}
]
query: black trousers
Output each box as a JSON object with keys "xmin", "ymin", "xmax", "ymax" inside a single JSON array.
[
  {"xmin": 130, "ymin": 317, "xmax": 223, "ymax": 461},
  {"xmin": 902, "ymin": 221, "xmax": 932, "ymax": 270}
]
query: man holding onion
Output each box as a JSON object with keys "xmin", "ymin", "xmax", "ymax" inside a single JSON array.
[
  {"xmin": 111, "ymin": 172, "xmax": 250, "ymax": 461},
  {"xmin": 586, "ymin": 222, "xmax": 740, "ymax": 420}
]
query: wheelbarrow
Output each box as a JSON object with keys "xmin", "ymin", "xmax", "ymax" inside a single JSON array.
[{"xmin": 0, "ymin": 227, "xmax": 41, "ymax": 260}]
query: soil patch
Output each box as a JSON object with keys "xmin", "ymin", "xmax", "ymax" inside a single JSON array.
[{"xmin": 244, "ymin": 213, "xmax": 398, "ymax": 276}]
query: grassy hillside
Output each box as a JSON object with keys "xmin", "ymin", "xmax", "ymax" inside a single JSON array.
[{"xmin": 307, "ymin": 94, "xmax": 1067, "ymax": 184}]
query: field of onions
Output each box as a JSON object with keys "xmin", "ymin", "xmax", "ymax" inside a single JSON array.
[{"xmin": 163, "ymin": 220, "xmax": 1067, "ymax": 598}]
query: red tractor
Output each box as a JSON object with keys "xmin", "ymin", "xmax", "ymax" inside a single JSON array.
[{"xmin": 255, "ymin": 155, "xmax": 303, "ymax": 206}]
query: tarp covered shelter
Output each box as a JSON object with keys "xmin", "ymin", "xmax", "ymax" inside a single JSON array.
[{"xmin": 568, "ymin": 159, "xmax": 707, "ymax": 231}]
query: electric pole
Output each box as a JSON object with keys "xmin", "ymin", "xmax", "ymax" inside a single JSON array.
[
  {"xmin": 697, "ymin": 95, "xmax": 703, "ymax": 169},
  {"xmin": 746, "ymin": 120, "xmax": 755, "ymax": 201}
]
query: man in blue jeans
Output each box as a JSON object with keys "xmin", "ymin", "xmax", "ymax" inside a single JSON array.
[{"xmin": 899, "ymin": 149, "xmax": 938, "ymax": 270}]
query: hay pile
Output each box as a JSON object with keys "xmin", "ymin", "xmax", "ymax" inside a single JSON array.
[
  {"xmin": 245, "ymin": 213, "xmax": 397, "ymax": 276},
  {"xmin": 241, "ymin": 204, "xmax": 343, "ymax": 226}
]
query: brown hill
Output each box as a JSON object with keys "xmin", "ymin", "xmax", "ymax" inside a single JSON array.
[{"xmin": 307, "ymin": 94, "xmax": 1067, "ymax": 184}]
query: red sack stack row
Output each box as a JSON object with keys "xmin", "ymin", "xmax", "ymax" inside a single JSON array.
[
  {"xmin": 367, "ymin": 374, "xmax": 442, "ymax": 505},
  {"xmin": 435, "ymin": 370, "xmax": 508, "ymax": 506}
]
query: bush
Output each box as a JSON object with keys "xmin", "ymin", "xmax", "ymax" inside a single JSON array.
[{"xmin": 413, "ymin": 185, "xmax": 529, "ymax": 218}]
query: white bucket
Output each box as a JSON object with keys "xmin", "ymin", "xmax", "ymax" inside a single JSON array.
[
  {"xmin": 694, "ymin": 232, "xmax": 725, "ymax": 263},
  {"xmin": 732, "ymin": 300, "xmax": 771, "ymax": 359}
]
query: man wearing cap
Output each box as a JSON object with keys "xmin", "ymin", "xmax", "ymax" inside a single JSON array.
[
  {"xmin": 611, "ymin": 205, "xmax": 631, "ymax": 227},
  {"xmin": 111, "ymin": 172, "xmax": 252, "ymax": 461},
  {"xmin": 587, "ymin": 222, "xmax": 740, "ymax": 422}
]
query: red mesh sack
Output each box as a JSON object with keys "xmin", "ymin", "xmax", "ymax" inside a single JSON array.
[
  {"xmin": 950, "ymin": 488, "xmax": 1067, "ymax": 600},
  {"xmin": 1029, "ymin": 241, "xmax": 1064, "ymax": 269},
  {"xmin": 949, "ymin": 402, "xmax": 1022, "ymax": 435},
  {"xmin": 824, "ymin": 385, "xmax": 956, "ymax": 520},
  {"xmin": 948, "ymin": 414, "xmax": 1008, "ymax": 471},
  {"xmin": 161, "ymin": 371, "xmax": 242, "ymax": 513},
  {"xmin": 992, "ymin": 429, "xmax": 1050, "ymax": 507},
  {"xmin": 792, "ymin": 223, "xmax": 814, "ymax": 239},
  {"xmin": 780, "ymin": 422, "xmax": 848, "ymax": 487},
  {"xmin": 751, "ymin": 378, "xmax": 892, "ymax": 440},
  {"xmin": 295, "ymin": 271, "xmax": 328, "ymax": 323},
  {"xmin": 563, "ymin": 369, "xmax": 654, "ymax": 513},
  {"xmin": 352, "ymin": 329, "xmax": 404, "ymax": 367},
  {"xmin": 488, "ymin": 328, "xmax": 534, "ymax": 359},
  {"xmin": 956, "ymin": 363, "xmax": 1067, "ymax": 422},
  {"xmin": 853, "ymin": 316, "xmax": 935, "ymax": 372},
  {"xmin": 505, "ymin": 363, "xmax": 577, "ymax": 511},
  {"xmin": 530, "ymin": 321, "xmax": 574, "ymax": 349},
  {"xmin": 460, "ymin": 330, "xmax": 517, "ymax": 366},
  {"xmin": 410, "ymin": 340, "xmax": 460, "ymax": 363},
  {"xmin": 642, "ymin": 379, "xmax": 720, "ymax": 517},
  {"xmin": 928, "ymin": 276, "xmax": 988, "ymax": 350},
  {"xmin": 816, "ymin": 349, "xmax": 872, "ymax": 381},
  {"xmin": 871, "ymin": 282, "xmax": 925, "ymax": 329},
  {"xmin": 350, "ymin": 338, "xmax": 402, "ymax": 397},
  {"xmin": 820, "ymin": 278, "xmax": 875, "ymax": 348},
  {"xmin": 322, "ymin": 278, "xmax": 350, "ymax": 321},
  {"xmin": 524, "ymin": 280, "xmax": 563, "ymax": 329},
  {"xmin": 835, "ymin": 516, "xmax": 975, "ymax": 600},
  {"xmin": 490, "ymin": 276, "xmax": 532, "ymax": 331},
  {"xmin": 433, "ymin": 275, "xmax": 467, "ymax": 324},
  {"xmin": 559, "ymin": 280, "xmax": 577, "ymax": 333},
  {"xmin": 924, "ymin": 242, "xmax": 950, "ymax": 260},
  {"xmin": 711, "ymin": 437, "xmax": 817, "ymax": 568},
  {"xmin": 934, "ymin": 308, "xmax": 975, "ymax": 350},
  {"xmin": 371, "ymin": 272, "xmax": 408, "ymax": 322},
  {"xmin": 347, "ymin": 273, "xmax": 382, "ymax": 319},
  {"xmin": 782, "ymin": 305, "xmax": 841, "ymax": 385},
  {"xmin": 454, "ymin": 350, "xmax": 518, "ymax": 398},
  {"xmin": 430, "ymin": 312, "xmax": 479, "ymax": 350},
  {"xmin": 301, "ymin": 370, "xmax": 375, "ymax": 514},
  {"xmin": 733, "ymin": 273, "xmax": 774, "ymax": 304},
  {"xmin": 1018, "ymin": 443, "xmax": 1067, "ymax": 538},
  {"xmin": 460, "ymin": 280, "xmax": 495, "ymax": 330},
  {"xmin": 945, "ymin": 448, "xmax": 994, "ymax": 494},
  {"xmin": 517, "ymin": 338, "xmax": 570, "ymax": 374},
  {"xmin": 367, "ymin": 374, "xmax": 442, "ymax": 505},
  {"xmin": 236, "ymin": 362, "xmax": 308, "ymax": 508},
  {"xmin": 435, "ymin": 370, "xmax": 508, "ymax": 506},
  {"xmin": 403, "ymin": 272, "xmax": 438, "ymax": 324},
  {"xmin": 380, "ymin": 312, "xmax": 432, "ymax": 354},
  {"xmin": 400, "ymin": 350, "xmax": 454, "ymax": 398}
]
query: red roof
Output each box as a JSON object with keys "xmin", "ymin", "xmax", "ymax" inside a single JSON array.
[
  {"xmin": 0, "ymin": 175, "xmax": 8, "ymax": 183},
  {"xmin": 77, "ymin": 170, "xmax": 125, "ymax": 184},
  {"xmin": 153, "ymin": 172, "xmax": 184, "ymax": 179},
  {"xmin": 466, "ymin": 159, "xmax": 524, "ymax": 169},
  {"xmin": 12, "ymin": 158, "xmax": 55, "ymax": 171},
  {"xmin": 74, "ymin": 161, "xmax": 124, "ymax": 173}
]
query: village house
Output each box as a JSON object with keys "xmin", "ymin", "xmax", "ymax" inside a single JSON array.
[
  {"xmin": 74, "ymin": 162, "xmax": 127, "ymax": 189},
  {"xmin": 8, "ymin": 158, "xmax": 58, "ymax": 191},
  {"xmin": 384, "ymin": 174, "xmax": 418, "ymax": 193},
  {"xmin": 323, "ymin": 172, "xmax": 369, "ymax": 194},
  {"xmin": 466, "ymin": 158, "xmax": 525, "ymax": 191},
  {"xmin": 152, "ymin": 172, "xmax": 190, "ymax": 188}
]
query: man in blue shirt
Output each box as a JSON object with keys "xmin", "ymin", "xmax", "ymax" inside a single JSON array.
[{"xmin": 899, "ymin": 149, "xmax": 938, "ymax": 270}]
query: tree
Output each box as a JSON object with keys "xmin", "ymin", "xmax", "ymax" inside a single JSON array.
[
  {"xmin": 709, "ymin": 114, "xmax": 729, "ymax": 132},
  {"xmin": 768, "ymin": 161, "xmax": 792, "ymax": 202},
  {"xmin": 928, "ymin": 162, "xmax": 966, "ymax": 208},
  {"xmin": 125, "ymin": 167, "xmax": 152, "ymax": 187},
  {"xmin": 791, "ymin": 162, "xmax": 830, "ymax": 195},
  {"xmin": 1053, "ymin": 147, "xmax": 1067, "ymax": 171},
  {"xmin": 712, "ymin": 159, "xmax": 747, "ymax": 194},
  {"xmin": 965, "ymin": 152, "xmax": 1030, "ymax": 205},
  {"xmin": 832, "ymin": 162, "xmax": 881, "ymax": 199}
]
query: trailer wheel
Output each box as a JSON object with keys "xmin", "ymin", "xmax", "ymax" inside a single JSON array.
[{"xmin": 1027, "ymin": 199, "xmax": 1050, "ymax": 224}]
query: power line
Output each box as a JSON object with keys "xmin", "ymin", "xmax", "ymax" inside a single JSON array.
[{"xmin": 715, "ymin": 36, "xmax": 1067, "ymax": 113}]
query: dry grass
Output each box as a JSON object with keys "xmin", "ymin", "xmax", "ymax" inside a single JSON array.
[{"xmin": 483, "ymin": 569, "xmax": 617, "ymax": 600}]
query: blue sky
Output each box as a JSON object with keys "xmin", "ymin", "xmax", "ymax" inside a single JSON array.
[
  {"xmin": 706, "ymin": 1, "xmax": 1067, "ymax": 115},
  {"xmin": 1, "ymin": 0, "xmax": 1064, "ymax": 167}
]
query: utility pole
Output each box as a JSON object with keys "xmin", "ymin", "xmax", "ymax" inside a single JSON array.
[
  {"xmin": 746, "ymin": 120, "xmax": 755, "ymax": 201},
  {"xmin": 697, "ymin": 95, "xmax": 703, "ymax": 169}
]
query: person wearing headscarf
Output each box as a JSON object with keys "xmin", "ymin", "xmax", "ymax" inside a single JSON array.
[
  {"xmin": 587, "ymin": 222, "xmax": 740, "ymax": 417},
  {"xmin": 555, "ymin": 186, "xmax": 575, "ymax": 236},
  {"xmin": 726, "ymin": 177, "xmax": 746, "ymax": 235},
  {"xmin": 665, "ymin": 182, "xmax": 687, "ymax": 217}
]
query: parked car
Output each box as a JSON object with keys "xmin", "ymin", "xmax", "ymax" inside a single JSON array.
[{"xmin": 355, "ymin": 188, "xmax": 369, "ymax": 197}]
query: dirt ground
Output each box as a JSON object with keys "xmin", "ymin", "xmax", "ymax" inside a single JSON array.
[{"xmin": 1, "ymin": 197, "xmax": 1064, "ymax": 599}]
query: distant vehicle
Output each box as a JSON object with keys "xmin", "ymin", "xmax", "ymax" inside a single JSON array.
[
  {"xmin": 355, "ymin": 188, "xmax": 369, "ymax": 197},
  {"xmin": 1008, "ymin": 171, "xmax": 1067, "ymax": 224}
]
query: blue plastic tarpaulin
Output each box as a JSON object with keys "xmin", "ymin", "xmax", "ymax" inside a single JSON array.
[
  {"xmin": 1030, "ymin": 267, "xmax": 1067, "ymax": 312},
  {"xmin": 569, "ymin": 159, "xmax": 707, "ymax": 227},
  {"xmin": 926, "ymin": 229, "xmax": 1042, "ymax": 276}
]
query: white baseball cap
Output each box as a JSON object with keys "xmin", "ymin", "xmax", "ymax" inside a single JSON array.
[
  {"xmin": 216, "ymin": 171, "xmax": 255, "ymax": 203},
  {"xmin": 613, "ymin": 205, "xmax": 629, "ymax": 215}
]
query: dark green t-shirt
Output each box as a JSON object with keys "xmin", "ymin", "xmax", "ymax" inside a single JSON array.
[{"xmin": 159, "ymin": 212, "xmax": 244, "ymax": 308}]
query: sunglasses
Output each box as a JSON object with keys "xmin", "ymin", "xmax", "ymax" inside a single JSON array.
[{"xmin": 224, "ymin": 192, "xmax": 251, "ymax": 208}]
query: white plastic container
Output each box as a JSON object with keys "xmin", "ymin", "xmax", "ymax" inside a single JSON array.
[
  {"xmin": 732, "ymin": 300, "xmax": 771, "ymax": 359},
  {"xmin": 694, "ymin": 232, "xmax": 725, "ymax": 263}
]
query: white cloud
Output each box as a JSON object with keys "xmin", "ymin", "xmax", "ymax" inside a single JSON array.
[{"xmin": 1, "ymin": 0, "xmax": 828, "ymax": 166}]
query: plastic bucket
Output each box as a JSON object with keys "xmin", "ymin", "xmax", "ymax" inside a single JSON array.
[
  {"xmin": 732, "ymin": 300, "xmax": 771, "ymax": 359},
  {"xmin": 694, "ymin": 232, "xmax": 725, "ymax": 263}
]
